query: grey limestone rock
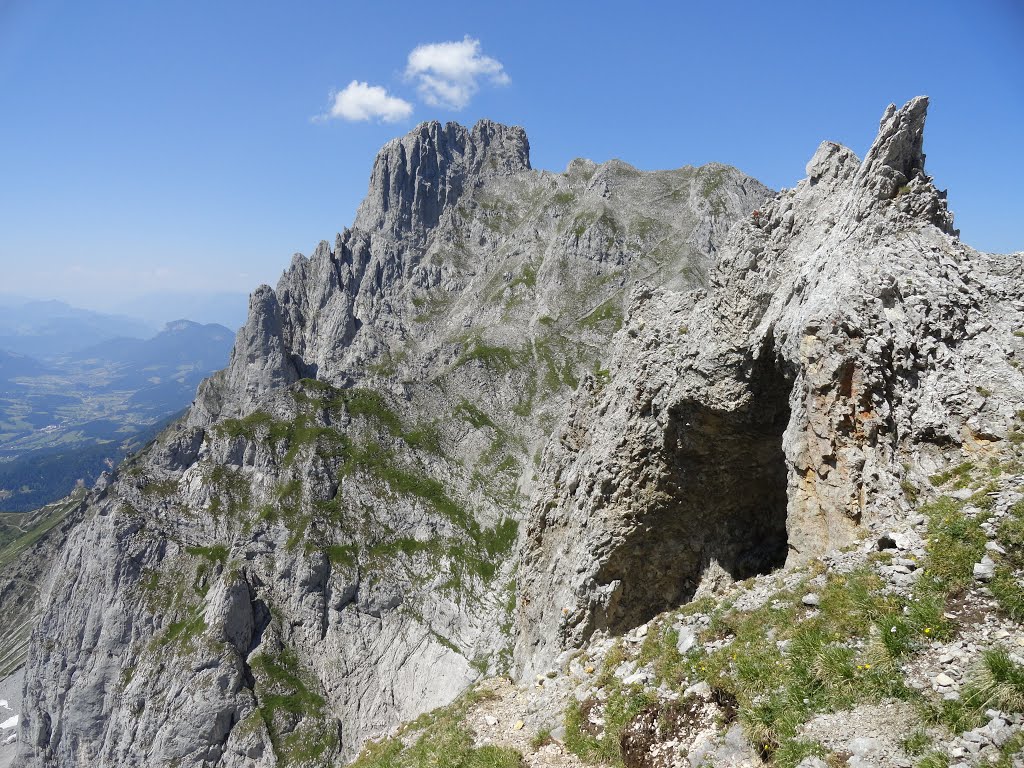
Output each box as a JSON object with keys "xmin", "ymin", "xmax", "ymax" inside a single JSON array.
[
  {"xmin": 354, "ymin": 119, "xmax": 530, "ymax": 239},
  {"xmin": 513, "ymin": 97, "xmax": 1024, "ymax": 676},
  {"xmin": 17, "ymin": 97, "xmax": 1020, "ymax": 768},
  {"xmin": 16, "ymin": 117, "xmax": 769, "ymax": 767},
  {"xmin": 974, "ymin": 556, "xmax": 997, "ymax": 582}
]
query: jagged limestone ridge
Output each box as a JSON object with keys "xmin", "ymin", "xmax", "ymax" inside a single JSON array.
[
  {"xmin": 15, "ymin": 117, "xmax": 769, "ymax": 768},
  {"xmin": 515, "ymin": 96, "xmax": 1024, "ymax": 676}
]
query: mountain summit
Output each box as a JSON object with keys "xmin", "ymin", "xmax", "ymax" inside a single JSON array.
[
  {"xmin": 355, "ymin": 119, "xmax": 531, "ymax": 238},
  {"xmin": 8, "ymin": 99, "xmax": 1024, "ymax": 768}
]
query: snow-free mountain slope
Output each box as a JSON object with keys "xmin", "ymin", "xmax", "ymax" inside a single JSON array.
[{"xmin": 15, "ymin": 118, "xmax": 769, "ymax": 766}]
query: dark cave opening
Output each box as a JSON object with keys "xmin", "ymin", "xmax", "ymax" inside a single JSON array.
[{"xmin": 595, "ymin": 355, "xmax": 793, "ymax": 636}]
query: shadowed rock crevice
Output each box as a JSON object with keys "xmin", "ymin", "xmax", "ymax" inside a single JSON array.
[
  {"xmin": 593, "ymin": 357, "xmax": 793, "ymax": 636},
  {"xmin": 515, "ymin": 97, "xmax": 1019, "ymax": 680},
  {"xmin": 16, "ymin": 116, "xmax": 776, "ymax": 765}
]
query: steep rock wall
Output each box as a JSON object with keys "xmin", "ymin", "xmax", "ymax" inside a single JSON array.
[
  {"xmin": 515, "ymin": 97, "xmax": 1024, "ymax": 676},
  {"xmin": 16, "ymin": 119, "xmax": 770, "ymax": 767}
]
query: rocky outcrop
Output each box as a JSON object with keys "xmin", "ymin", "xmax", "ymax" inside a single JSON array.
[
  {"xmin": 191, "ymin": 286, "xmax": 300, "ymax": 421},
  {"xmin": 17, "ymin": 97, "xmax": 1016, "ymax": 768},
  {"xmin": 15, "ymin": 117, "xmax": 769, "ymax": 767},
  {"xmin": 514, "ymin": 96, "xmax": 1024, "ymax": 675},
  {"xmin": 0, "ymin": 496, "xmax": 85, "ymax": 678},
  {"xmin": 192, "ymin": 121, "xmax": 767, "ymax": 427},
  {"xmin": 355, "ymin": 119, "xmax": 530, "ymax": 238}
]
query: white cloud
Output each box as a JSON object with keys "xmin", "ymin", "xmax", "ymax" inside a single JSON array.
[
  {"xmin": 405, "ymin": 36, "xmax": 509, "ymax": 110},
  {"xmin": 327, "ymin": 81, "xmax": 413, "ymax": 123}
]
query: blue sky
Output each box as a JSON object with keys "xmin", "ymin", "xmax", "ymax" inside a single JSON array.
[{"xmin": 1, "ymin": 0, "xmax": 1021, "ymax": 313}]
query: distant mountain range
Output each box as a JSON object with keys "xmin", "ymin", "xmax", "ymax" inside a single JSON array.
[
  {"xmin": 0, "ymin": 313, "xmax": 235, "ymax": 511},
  {"xmin": 0, "ymin": 291, "xmax": 249, "ymax": 357},
  {"xmin": 0, "ymin": 351, "xmax": 50, "ymax": 384},
  {"xmin": 66, "ymin": 319, "xmax": 235, "ymax": 406},
  {"xmin": 110, "ymin": 291, "xmax": 249, "ymax": 330},
  {"xmin": 0, "ymin": 299, "xmax": 155, "ymax": 358}
]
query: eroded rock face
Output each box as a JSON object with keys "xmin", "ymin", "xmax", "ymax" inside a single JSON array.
[
  {"xmin": 0, "ymin": 497, "xmax": 85, "ymax": 679},
  {"xmin": 17, "ymin": 119, "xmax": 769, "ymax": 767},
  {"xmin": 514, "ymin": 97, "xmax": 1024, "ymax": 676},
  {"xmin": 354, "ymin": 120, "xmax": 531, "ymax": 238},
  {"xmin": 20, "ymin": 98, "xmax": 1017, "ymax": 768}
]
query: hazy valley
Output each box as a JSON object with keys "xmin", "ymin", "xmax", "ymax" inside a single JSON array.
[{"xmin": 0, "ymin": 300, "xmax": 234, "ymax": 511}]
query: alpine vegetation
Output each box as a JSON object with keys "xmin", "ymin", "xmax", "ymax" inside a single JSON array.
[{"xmin": 4, "ymin": 97, "xmax": 1023, "ymax": 768}]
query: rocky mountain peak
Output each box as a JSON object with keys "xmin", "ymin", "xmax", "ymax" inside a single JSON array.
[
  {"xmin": 859, "ymin": 94, "xmax": 929, "ymax": 188},
  {"xmin": 353, "ymin": 118, "xmax": 530, "ymax": 239},
  {"xmin": 762, "ymin": 95, "xmax": 955, "ymax": 246},
  {"xmin": 14, "ymin": 97, "xmax": 1023, "ymax": 768},
  {"xmin": 848, "ymin": 95, "xmax": 957, "ymax": 234}
]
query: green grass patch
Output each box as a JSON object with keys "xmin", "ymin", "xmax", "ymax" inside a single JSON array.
[
  {"xmin": 454, "ymin": 400, "xmax": 497, "ymax": 430},
  {"xmin": 508, "ymin": 264, "xmax": 538, "ymax": 291},
  {"xmin": 963, "ymin": 647, "xmax": 1024, "ymax": 714},
  {"xmin": 251, "ymin": 644, "xmax": 337, "ymax": 766},
  {"xmin": 141, "ymin": 551, "xmax": 224, "ymax": 653},
  {"xmin": 565, "ymin": 686, "xmax": 657, "ymax": 766},
  {"xmin": 161, "ymin": 610, "xmax": 207, "ymax": 650},
  {"xmin": 217, "ymin": 382, "xmax": 442, "ymax": 468},
  {"xmin": 926, "ymin": 648, "xmax": 1024, "ymax": 735},
  {"xmin": 252, "ymin": 645, "xmax": 325, "ymax": 717},
  {"xmin": 351, "ymin": 688, "xmax": 521, "ymax": 768},
  {"xmin": 185, "ymin": 544, "xmax": 229, "ymax": 564},
  {"xmin": 368, "ymin": 536, "xmax": 433, "ymax": 560},
  {"xmin": 699, "ymin": 166, "xmax": 727, "ymax": 198},
  {"xmin": 997, "ymin": 500, "xmax": 1024, "ymax": 568},
  {"xmin": 533, "ymin": 336, "xmax": 579, "ymax": 392},
  {"xmin": 929, "ymin": 461, "xmax": 975, "ymax": 488},
  {"xmin": 991, "ymin": 499, "xmax": 1024, "ymax": 620},
  {"xmin": 479, "ymin": 518, "xmax": 518, "ymax": 560},
  {"xmin": 698, "ymin": 167, "xmax": 729, "ymax": 216},
  {"xmin": 324, "ymin": 543, "xmax": 358, "ymax": 569},
  {"xmin": 902, "ymin": 479, "xmax": 920, "ymax": 504},
  {"xmin": 343, "ymin": 440, "xmax": 470, "ymax": 530},
  {"xmin": 411, "ymin": 293, "xmax": 454, "ymax": 324},
  {"xmin": 578, "ymin": 299, "xmax": 623, "ymax": 331},
  {"xmin": 920, "ymin": 496, "xmax": 986, "ymax": 591},
  {"xmin": 902, "ymin": 728, "xmax": 932, "ymax": 756},
  {"xmin": 456, "ymin": 338, "xmax": 525, "ymax": 373},
  {"xmin": 570, "ymin": 211, "xmax": 597, "ymax": 239},
  {"xmin": 140, "ymin": 477, "xmax": 179, "ymax": 497},
  {"xmin": 439, "ymin": 518, "xmax": 519, "ymax": 591},
  {"xmin": 994, "ymin": 731, "xmax": 1024, "ymax": 767},
  {"xmin": 205, "ymin": 464, "xmax": 253, "ymax": 520},
  {"xmin": 916, "ymin": 752, "xmax": 950, "ymax": 768}
]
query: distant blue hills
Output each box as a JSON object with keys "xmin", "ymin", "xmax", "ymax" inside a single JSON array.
[
  {"xmin": 0, "ymin": 299, "xmax": 155, "ymax": 358},
  {"xmin": 0, "ymin": 299, "xmax": 238, "ymax": 512}
]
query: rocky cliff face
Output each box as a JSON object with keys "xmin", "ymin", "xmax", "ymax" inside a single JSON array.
[
  {"xmin": 515, "ymin": 96, "xmax": 1024, "ymax": 675},
  {"xmin": 15, "ymin": 118, "xmax": 770, "ymax": 767},
  {"xmin": 0, "ymin": 495, "xmax": 85, "ymax": 679},
  {"xmin": 15, "ymin": 97, "xmax": 1022, "ymax": 768}
]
